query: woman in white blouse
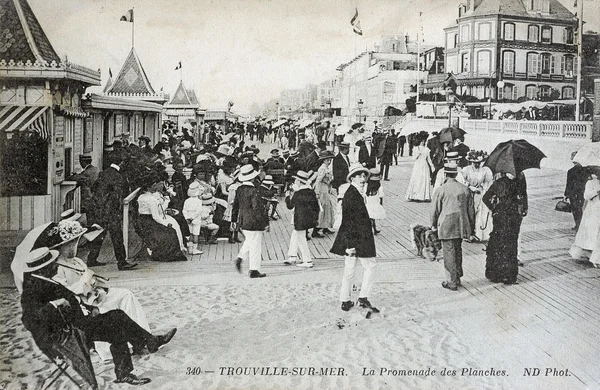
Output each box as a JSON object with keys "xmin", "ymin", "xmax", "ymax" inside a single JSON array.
[{"xmin": 137, "ymin": 173, "xmax": 188, "ymax": 262}]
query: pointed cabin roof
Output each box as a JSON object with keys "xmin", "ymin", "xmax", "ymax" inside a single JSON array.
[
  {"xmin": 105, "ymin": 47, "xmax": 156, "ymax": 95},
  {"xmin": 167, "ymin": 80, "xmax": 200, "ymax": 108},
  {"xmin": 470, "ymin": 0, "xmax": 574, "ymax": 20},
  {"xmin": 102, "ymin": 73, "xmax": 114, "ymax": 93},
  {"xmin": 0, "ymin": 0, "xmax": 61, "ymax": 64}
]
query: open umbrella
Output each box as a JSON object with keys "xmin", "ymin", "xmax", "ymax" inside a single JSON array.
[
  {"xmin": 272, "ymin": 119, "xmax": 287, "ymax": 128},
  {"xmin": 573, "ymin": 142, "xmax": 600, "ymax": 168},
  {"xmin": 438, "ymin": 127, "xmax": 467, "ymax": 144},
  {"xmin": 335, "ymin": 124, "xmax": 351, "ymax": 135},
  {"xmin": 351, "ymin": 122, "xmax": 364, "ymax": 130},
  {"xmin": 484, "ymin": 139, "xmax": 546, "ymax": 176}
]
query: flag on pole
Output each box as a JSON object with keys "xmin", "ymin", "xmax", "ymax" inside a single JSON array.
[
  {"xmin": 120, "ymin": 9, "xmax": 134, "ymax": 22},
  {"xmin": 109, "ymin": 68, "xmax": 112, "ymax": 78},
  {"xmin": 175, "ymin": 61, "xmax": 182, "ymax": 70},
  {"xmin": 350, "ymin": 8, "xmax": 362, "ymax": 36}
]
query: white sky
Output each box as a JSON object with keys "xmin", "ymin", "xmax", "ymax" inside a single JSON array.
[{"xmin": 30, "ymin": 0, "xmax": 600, "ymax": 114}]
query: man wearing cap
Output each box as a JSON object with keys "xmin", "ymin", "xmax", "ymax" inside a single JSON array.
[
  {"xmin": 431, "ymin": 161, "xmax": 474, "ymax": 291},
  {"xmin": 88, "ymin": 150, "xmax": 137, "ymax": 271},
  {"xmin": 284, "ymin": 171, "xmax": 320, "ymax": 268},
  {"xmin": 20, "ymin": 247, "xmax": 176, "ymax": 385},
  {"xmin": 432, "ymin": 151, "xmax": 466, "ymax": 193},
  {"xmin": 331, "ymin": 164, "xmax": 378, "ymax": 312},
  {"xmin": 331, "ymin": 142, "xmax": 351, "ymax": 191},
  {"xmin": 232, "ymin": 165, "xmax": 270, "ymax": 278}
]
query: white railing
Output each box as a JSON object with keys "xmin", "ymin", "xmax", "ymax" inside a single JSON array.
[{"xmin": 460, "ymin": 119, "xmax": 592, "ymax": 140}]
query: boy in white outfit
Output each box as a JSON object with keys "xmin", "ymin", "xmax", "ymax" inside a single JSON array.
[
  {"xmin": 200, "ymin": 193, "xmax": 220, "ymax": 244},
  {"xmin": 183, "ymin": 182, "xmax": 204, "ymax": 255}
]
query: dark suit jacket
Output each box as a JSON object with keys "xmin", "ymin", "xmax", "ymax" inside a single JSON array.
[
  {"xmin": 232, "ymin": 183, "xmax": 269, "ymax": 231},
  {"xmin": 452, "ymin": 143, "xmax": 471, "ymax": 168},
  {"xmin": 70, "ymin": 164, "xmax": 99, "ymax": 213},
  {"xmin": 358, "ymin": 144, "xmax": 377, "ymax": 168},
  {"xmin": 285, "ymin": 188, "xmax": 319, "ymax": 230},
  {"xmin": 564, "ymin": 165, "xmax": 588, "ymax": 207},
  {"xmin": 332, "ymin": 153, "xmax": 350, "ymax": 190},
  {"xmin": 90, "ymin": 166, "xmax": 125, "ymax": 226}
]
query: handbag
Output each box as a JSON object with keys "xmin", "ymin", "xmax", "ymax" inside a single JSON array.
[{"xmin": 555, "ymin": 199, "xmax": 571, "ymax": 213}]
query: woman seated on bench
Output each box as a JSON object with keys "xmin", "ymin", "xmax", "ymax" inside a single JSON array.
[{"xmin": 137, "ymin": 171, "xmax": 188, "ymax": 262}]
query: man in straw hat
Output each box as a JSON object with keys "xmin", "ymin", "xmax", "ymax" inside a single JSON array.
[
  {"xmin": 431, "ymin": 161, "xmax": 474, "ymax": 291},
  {"xmin": 20, "ymin": 247, "xmax": 177, "ymax": 385},
  {"xmin": 232, "ymin": 164, "xmax": 270, "ymax": 278},
  {"xmin": 432, "ymin": 151, "xmax": 466, "ymax": 193},
  {"xmin": 331, "ymin": 164, "xmax": 379, "ymax": 312},
  {"xmin": 284, "ymin": 171, "xmax": 320, "ymax": 268}
]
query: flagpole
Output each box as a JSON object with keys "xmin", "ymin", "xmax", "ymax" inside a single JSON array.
[
  {"xmin": 575, "ymin": 0, "xmax": 583, "ymax": 121},
  {"xmin": 416, "ymin": 11, "xmax": 422, "ymax": 105},
  {"xmin": 132, "ymin": 7, "xmax": 135, "ymax": 48}
]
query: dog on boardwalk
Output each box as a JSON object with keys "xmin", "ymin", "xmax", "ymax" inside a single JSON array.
[{"xmin": 410, "ymin": 224, "xmax": 442, "ymax": 261}]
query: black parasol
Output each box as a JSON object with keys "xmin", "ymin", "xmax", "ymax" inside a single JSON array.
[
  {"xmin": 439, "ymin": 127, "xmax": 467, "ymax": 144},
  {"xmin": 484, "ymin": 139, "xmax": 546, "ymax": 176}
]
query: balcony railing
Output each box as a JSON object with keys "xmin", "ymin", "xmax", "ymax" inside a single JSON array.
[{"xmin": 461, "ymin": 119, "xmax": 591, "ymax": 140}]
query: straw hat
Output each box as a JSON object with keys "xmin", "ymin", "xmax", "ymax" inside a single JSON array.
[
  {"xmin": 238, "ymin": 164, "xmax": 259, "ymax": 182},
  {"xmin": 33, "ymin": 221, "xmax": 88, "ymax": 250},
  {"xmin": 445, "ymin": 151, "xmax": 460, "ymax": 160},
  {"xmin": 339, "ymin": 142, "xmax": 350, "ymax": 149},
  {"xmin": 319, "ymin": 150, "xmax": 335, "ymax": 160},
  {"xmin": 294, "ymin": 170, "xmax": 311, "ymax": 184},
  {"xmin": 369, "ymin": 168, "xmax": 381, "ymax": 181},
  {"xmin": 22, "ymin": 247, "xmax": 60, "ymax": 273},
  {"xmin": 466, "ymin": 150, "xmax": 488, "ymax": 163},
  {"xmin": 270, "ymin": 149, "xmax": 281, "ymax": 157},
  {"xmin": 202, "ymin": 193, "xmax": 216, "ymax": 205},
  {"xmin": 262, "ymin": 175, "xmax": 275, "ymax": 186},
  {"xmin": 444, "ymin": 161, "xmax": 459, "ymax": 174},
  {"xmin": 188, "ymin": 181, "xmax": 201, "ymax": 197},
  {"xmin": 347, "ymin": 163, "xmax": 370, "ymax": 182},
  {"xmin": 60, "ymin": 209, "xmax": 81, "ymax": 222}
]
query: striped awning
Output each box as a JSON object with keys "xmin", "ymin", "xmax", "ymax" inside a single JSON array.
[
  {"xmin": 57, "ymin": 105, "xmax": 88, "ymax": 118},
  {"xmin": 1, "ymin": 105, "xmax": 49, "ymax": 139}
]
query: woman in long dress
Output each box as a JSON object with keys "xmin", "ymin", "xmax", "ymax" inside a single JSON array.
[
  {"xmin": 483, "ymin": 172, "xmax": 528, "ymax": 284},
  {"xmin": 137, "ymin": 173, "xmax": 188, "ymax": 262},
  {"xmin": 462, "ymin": 151, "xmax": 494, "ymax": 242},
  {"xmin": 315, "ymin": 151, "xmax": 336, "ymax": 233},
  {"xmin": 569, "ymin": 173, "xmax": 600, "ymax": 266},
  {"xmin": 405, "ymin": 135, "xmax": 433, "ymax": 201}
]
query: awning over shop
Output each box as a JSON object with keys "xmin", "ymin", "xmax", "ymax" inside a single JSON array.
[
  {"xmin": 1, "ymin": 105, "xmax": 49, "ymax": 139},
  {"xmin": 56, "ymin": 105, "xmax": 88, "ymax": 118}
]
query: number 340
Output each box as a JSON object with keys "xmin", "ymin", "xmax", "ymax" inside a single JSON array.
[{"xmin": 186, "ymin": 367, "xmax": 202, "ymax": 375}]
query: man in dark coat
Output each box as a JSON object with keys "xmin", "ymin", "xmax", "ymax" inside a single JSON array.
[
  {"xmin": 357, "ymin": 139, "xmax": 377, "ymax": 169},
  {"xmin": 380, "ymin": 129, "xmax": 397, "ymax": 181},
  {"xmin": 331, "ymin": 142, "xmax": 351, "ymax": 191},
  {"xmin": 427, "ymin": 132, "xmax": 444, "ymax": 185},
  {"xmin": 232, "ymin": 165, "xmax": 270, "ymax": 278},
  {"xmin": 564, "ymin": 153, "xmax": 589, "ymax": 231},
  {"xmin": 87, "ymin": 150, "xmax": 137, "ymax": 271},
  {"xmin": 284, "ymin": 171, "xmax": 320, "ymax": 268},
  {"xmin": 452, "ymin": 138, "xmax": 471, "ymax": 168},
  {"xmin": 397, "ymin": 135, "xmax": 407, "ymax": 159},
  {"xmin": 20, "ymin": 248, "xmax": 176, "ymax": 385},
  {"xmin": 304, "ymin": 141, "xmax": 326, "ymax": 173},
  {"xmin": 331, "ymin": 165, "xmax": 378, "ymax": 312},
  {"xmin": 431, "ymin": 162, "xmax": 474, "ymax": 291}
]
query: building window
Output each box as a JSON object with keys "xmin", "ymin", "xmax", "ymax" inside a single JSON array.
[
  {"xmin": 541, "ymin": 26, "xmax": 552, "ymax": 43},
  {"xmin": 527, "ymin": 52, "xmax": 540, "ymax": 75},
  {"xmin": 528, "ymin": 25, "xmax": 539, "ymax": 42},
  {"xmin": 454, "ymin": 34, "xmax": 458, "ymax": 48},
  {"xmin": 562, "ymin": 55, "xmax": 574, "ymax": 76},
  {"xmin": 503, "ymin": 23, "xmax": 515, "ymax": 40},
  {"xmin": 461, "ymin": 25, "xmax": 470, "ymax": 42},
  {"xmin": 562, "ymin": 86, "xmax": 574, "ymax": 98},
  {"xmin": 550, "ymin": 55, "xmax": 556, "ymax": 74},
  {"xmin": 478, "ymin": 23, "xmax": 491, "ymax": 40},
  {"xmin": 502, "ymin": 51, "xmax": 515, "ymax": 76},
  {"xmin": 563, "ymin": 28, "xmax": 574, "ymax": 44},
  {"xmin": 461, "ymin": 52, "xmax": 470, "ymax": 73},
  {"xmin": 498, "ymin": 83, "xmax": 516, "ymax": 100},
  {"xmin": 541, "ymin": 53, "xmax": 551, "ymax": 74},
  {"xmin": 526, "ymin": 85, "xmax": 537, "ymax": 99},
  {"xmin": 477, "ymin": 50, "xmax": 491, "ymax": 75},
  {"xmin": 539, "ymin": 85, "xmax": 551, "ymax": 98}
]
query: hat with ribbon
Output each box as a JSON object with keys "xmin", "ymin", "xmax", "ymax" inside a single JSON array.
[
  {"xmin": 319, "ymin": 150, "xmax": 335, "ymax": 161},
  {"xmin": 60, "ymin": 209, "xmax": 81, "ymax": 222},
  {"xmin": 270, "ymin": 149, "xmax": 281, "ymax": 157},
  {"xmin": 444, "ymin": 161, "xmax": 459, "ymax": 174},
  {"xmin": 188, "ymin": 181, "xmax": 201, "ymax": 197},
  {"xmin": 22, "ymin": 247, "xmax": 60, "ymax": 273},
  {"xmin": 445, "ymin": 151, "xmax": 460, "ymax": 161},
  {"xmin": 32, "ymin": 221, "xmax": 87, "ymax": 250},
  {"xmin": 369, "ymin": 168, "xmax": 381, "ymax": 181},
  {"xmin": 294, "ymin": 170, "xmax": 311, "ymax": 184},
  {"xmin": 202, "ymin": 193, "xmax": 216, "ymax": 205},
  {"xmin": 347, "ymin": 163, "xmax": 370, "ymax": 182},
  {"xmin": 466, "ymin": 150, "xmax": 488, "ymax": 163},
  {"xmin": 339, "ymin": 142, "xmax": 350, "ymax": 149},
  {"xmin": 238, "ymin": 164, "xmax": 259, "ymax": 182},
  {"xmin": 262, "ymin": 175, "xmax": 275, "ymax": 186}
]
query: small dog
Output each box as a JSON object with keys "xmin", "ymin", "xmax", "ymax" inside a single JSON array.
[{"xmin": 410, "ymin": 224, "xmax": 442, "ymax": 261}]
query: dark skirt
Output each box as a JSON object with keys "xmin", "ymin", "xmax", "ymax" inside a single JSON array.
[
  {"xmin": 137, "ymin": 215, "xmax": 186, "ymax": 262},
  {"xmin": 485, "ymin": 212, "xmax": 522, "ymax": 283}
]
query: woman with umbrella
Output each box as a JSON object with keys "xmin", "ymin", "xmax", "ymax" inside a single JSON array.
[{"xmin": 482, "ymin": 140, "xmax": 544, "ymax": 284}]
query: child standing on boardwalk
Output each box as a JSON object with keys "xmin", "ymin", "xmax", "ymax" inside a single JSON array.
[
  {"xmin": 284, "ymin": 170, "xmax": 320, "ymax": 268},
  {"xmin": 366, "ymin": 168, "xmax": 386, "ymax": 235},
  {"xmin": 183, "ymin": 182, "xmax": 204, "ymax": 255}
]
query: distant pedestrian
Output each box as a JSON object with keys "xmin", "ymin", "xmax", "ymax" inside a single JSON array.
[
  {"xmin": 569, "ymin": 171, "xmax": 600, "ymax": 267},
  {"xmin": 331, "ymin": 164, "xmax": 378, "ymax": 312},
  {"xmin": 564, "ymin": 151, "xmax": 589, "ymax": 231},
  {"xmin": 380, "ymin": 129, "xmax": 397, "ymax": 180},
  {"xmin": 366, "ymin": 168, "xmax": 386, "ymax": 235},
  {"xmin": 431, "ymin": 162, "xmax": 474, "ymax": 291},
  {"xmin": 397, "ymin": 135, "xmax": 406, "ymax": 159}
]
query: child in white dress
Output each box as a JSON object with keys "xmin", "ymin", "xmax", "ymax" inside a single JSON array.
[
  {"xmin": 183, "ymin": 182, "xmax": 204, "ymax": 255},
  {"xmin": 366, "ymin": 168, "xmax": 386, "ymax": 235}
]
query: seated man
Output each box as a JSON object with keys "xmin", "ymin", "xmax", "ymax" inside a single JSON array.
[{"xmin": 20, "ymin": 247, "xmax": 177, "ymax": 385}]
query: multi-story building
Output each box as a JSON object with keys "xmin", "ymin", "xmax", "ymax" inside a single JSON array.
[{"xmin": 443, "ymin": 0, "xmax": 577, "ymax": 101}]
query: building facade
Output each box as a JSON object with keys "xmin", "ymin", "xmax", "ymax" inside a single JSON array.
[{"xmin": 443, "ymin": 0, "xmax": 577, "ymax": 101}]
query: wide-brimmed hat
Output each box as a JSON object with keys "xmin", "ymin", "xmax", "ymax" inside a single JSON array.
[
  {"xmin": 78, "ymin": 154, "xmax": 92, "ymax": 162},
  {"xmin": 188, "ymin": 181, "xmax": 201, "ymax": 197},
  {"xmin": 347, "ymin": 164, "xmax": 370, "ymax": 182},
  {"xmin": 369, "ymin": 168, "xmax": 381, "ymax": 181},
  {"xmin": 339, "ymin": 142, "xmax": 350, "ymax": 149},
  {"xmin": 60, "ymin": 209, "xmax": 81, "ymax": 222},
  {"xmin": 202, "ymin": 193, "xmax": 216, "ymax": 205},
  {"xmin": 319, "ymin": 150, "xmax": 335, "ymax": 161},
  {"xmin": 22, "ymin": 247, "xmax": 60, "ymax": 273},
  {"xmin": 466, "ymin": 150, "xmax": 488, "ymax": 163},
  {"xmin": 444, "ymin": 161, "xmax": 459, "ymax": 174},
  {"xmin": 270, "ymin": 149, "xmax": 280, "ymax": 157},
  {"xmin": 282, "ymin": 150, "xmax": 290, "ymax": 156},
  {"xmin": 32, "ymin": 221, "xmax": 87, "ymax": 250},
  {"xmin": 215, "ymin": 144, "xmax": 232, "ymax": 157},
  {"xmin": 238, "ymin": 164, "xmax": 259, "ymax": 182},
  {"xmin": 445, "ymin": 151, "xmax": 460, "ymax": 161},
  {"xmin": 294, "ymin": 170, "xmax": 311, "ymax": 184},
  {"xmin": 307, "ymin": 170, "xmax": 317, "ymax": 183},
  {"xmin": 180, "ymin": 140, "xmax": 192, "ymax": 150},
  {"xmin": 232, "ymin": 168, "xmax": 241, "ymax": 180},
  {"xmin": 138, "ymin": 135, "xmax": 151, "ymax": 142},
  {"xmin": 262, "ymin": 175, "xmax": 274, "ymax": 186}
]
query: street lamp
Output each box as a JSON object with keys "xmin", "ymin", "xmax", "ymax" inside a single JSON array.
[
  {"xmin": 275, "ymin": 101, "xmax": 280, "ymax": 121},
  {"xmin": 446, "ymin": 90, "xmax": 456, "ymax": 127},
  {"xmin": 357, "ymin": 99, "xmax": 364, "ymax": 122}
]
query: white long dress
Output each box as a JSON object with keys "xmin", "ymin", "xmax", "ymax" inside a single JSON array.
[
  {"xmin": 405, "ymin": 146, "xmax": 432, "ymax": 201},
  {"xmin": 463, "ymin": 164, "xmax": 494, "ymax": 241},
  {"xmin": 53, "ymin": 257, "xmax": 150, "ymax": 361},
  {"xmin": 570, "ymin": 179, "xmax": 600, "ymax": 262}
]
